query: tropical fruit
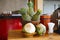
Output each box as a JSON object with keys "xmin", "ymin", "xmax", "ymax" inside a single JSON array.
[
  {"xmin": 23, "ymin": 23, "xmax": 36, "ymax": 33},
  {"xmin": 36, "ymin": 23, "xmax": 46, "ymax": 35}
]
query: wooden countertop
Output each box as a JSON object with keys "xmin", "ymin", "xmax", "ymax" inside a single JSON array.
[{"xmin": 8, "ymin": 30, "xmax": 60, "ymax": 40}]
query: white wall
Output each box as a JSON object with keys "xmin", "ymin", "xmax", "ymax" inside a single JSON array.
[
  {"xmin": 0, "ymin": 0, "xmax": 28, "ymax": 13},
  {"xmin": 37, "ymin": 0, "xmax": 43, "ymax": 11},
  {"xmin": 43, "ymin": 1, "xmax": 60, "ymax": 15}
]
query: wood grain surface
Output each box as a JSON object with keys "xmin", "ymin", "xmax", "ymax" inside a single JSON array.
[{"xmin": 8, "ymin": 30, "xmax": 60, "ymax": 40}]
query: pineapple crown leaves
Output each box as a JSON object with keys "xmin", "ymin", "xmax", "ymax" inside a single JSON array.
[
  {"xmin": 27, "ymin": 1, "xmax": 33, "ymax": 8},
  {"xmin": 19, "ymin": 8, "xmax": 27, "ymax": 15}
]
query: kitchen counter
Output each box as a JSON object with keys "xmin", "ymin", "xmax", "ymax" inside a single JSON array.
[{"xmin": 8, "ymin": 30, "xmax": 60, "ymax": 40}]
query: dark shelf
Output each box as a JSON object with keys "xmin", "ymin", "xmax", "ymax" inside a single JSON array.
[{"xmin": 0, "ymin": 15, "xmax": 22, "ymax": 19}]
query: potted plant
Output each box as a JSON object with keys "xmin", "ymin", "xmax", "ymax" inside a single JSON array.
[{"xmin": 19, "ymin": 1, "xmax": 42, "ymax": 25}]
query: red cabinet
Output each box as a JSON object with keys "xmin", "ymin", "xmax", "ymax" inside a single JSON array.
[
  {"xmin": 6, "ymin": 18, "xmax": 22, "ymax": 30},
  {"xmin": 0, "ymin": 16, "xmax": 22, "ymax": 40},
  {"xmin": 0, "ymin": 19, "xmax": 7, "ymax": 40}
]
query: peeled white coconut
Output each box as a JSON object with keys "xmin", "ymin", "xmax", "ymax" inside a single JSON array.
[
  {"xmin": 23, "ymin": 23, "xmax": 36, "ymax": 33},
  {"xmin": 36, "ymin": 23, "xmax": 46, "ymax": 35}
]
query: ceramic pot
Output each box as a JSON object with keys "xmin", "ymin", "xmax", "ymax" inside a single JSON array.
[
  {"xmin": 40, "ymin": 15, "xmax": 51, "ymax": 31},
  {"xmin": 31, "ymin": 21, "xmax": 40, "ymax": 25}
]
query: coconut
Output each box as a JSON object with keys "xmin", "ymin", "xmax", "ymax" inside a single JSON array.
[
  {"xmin": 36, "ymin": 23, "xmax": 46, "ymax": 35},
  {"xmin": 23, "ymin": 23, "xmax": 36, "ymax": 33}
]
